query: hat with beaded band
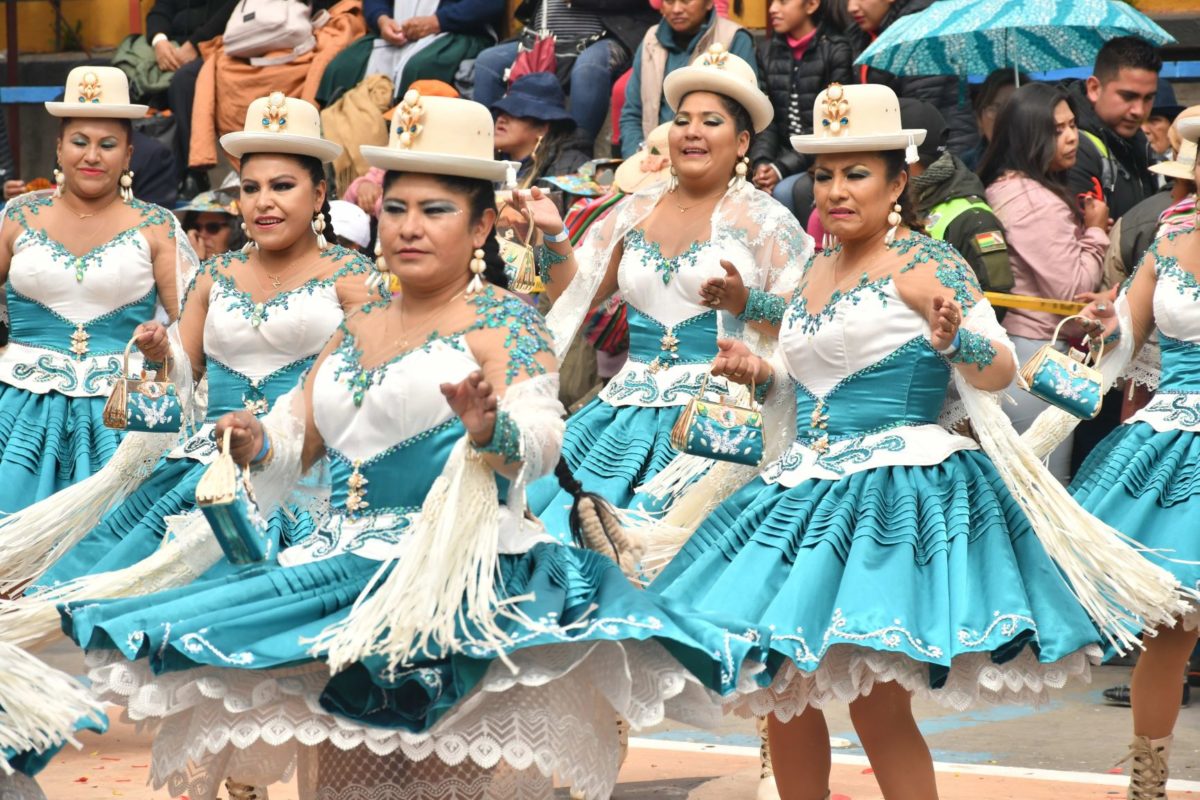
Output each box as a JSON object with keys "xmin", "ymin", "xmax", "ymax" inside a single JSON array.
[
  {"xmin": 220, "ymin": 92, "xmax": 343, "ymax": 163},
  {"xmin": 791, "ymin": 83, "xmax": 926, "ymax": 163},
  {"xmin": 662, "ymin": 44, "xmax": 773, "ymax": 133},
  {"xmin": 361, "ymin": 91, "xmax": 519, "ymax": 185},
  {"xmin": 45, "ymin": 66, "xmax": 148, "ymax": 119}
]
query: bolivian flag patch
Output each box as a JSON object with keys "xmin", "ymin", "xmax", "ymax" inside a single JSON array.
[{"xmin": 974, "ymin": 230, "xmax": 1006, "ymax": 253}]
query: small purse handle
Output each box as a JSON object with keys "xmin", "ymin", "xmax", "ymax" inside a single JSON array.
[
  {"xmin": 694, "ymin": 371, "xmax": 759, "ymax": 409},
  {"xmin": 220, "ymin": 425, "xmax": 255, "ymax": 476},
  {"xmin": 123, "ymin": 332, "xmax": 174, "ymax": 379},
  {"xmin": 1048, "ymin": 314, "xmax": 1105, "ymax": 366}
]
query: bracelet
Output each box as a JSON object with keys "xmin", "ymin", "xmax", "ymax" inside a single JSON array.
[
  {"xmin": 738, "ymin": 289, "xmax": 786, "ymax": 325},
  {"xmin": 142, "ymin": 358, "xmax": 165, "ymax": 372},
  {"xmin": 948, "ymin": 329, "xmax": 997, "ymax": 371},
  {"xmin": 1102, "ymin": 330, "xmax": 1121, "ymax": 346},
  {"xmin": 753, "ymin": 375, "xmax": 773, "ymax": 404},
  {"xmin": 151, "ymin": 32, "xmax": 169, "ymax": 46},
  {"xmin": 542, "ymin": 227, "xmax": 570, "ymax": 244},
  {"xmin": 251, "ymin": 431, "xmax": 273, "ymax": 468},
  {"xmin": 534, "ymin": 243, "xmax": 568, "ymax": 285},
  {"xmin": 937, "ymin": 331, "xmax": 961, "ymax": 358},
  {"xmin": 470, "ymin": 410, "xmax": 521, "ymax": 464}
]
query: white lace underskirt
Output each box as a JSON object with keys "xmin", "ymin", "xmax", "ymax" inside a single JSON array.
[
  {"xmin": 86, "ymin": 639, "xmax": 746, "ymax": 800},
  {"xmin": 735, "ymin": 642, "xmax": 1102, "ymax": 721}
]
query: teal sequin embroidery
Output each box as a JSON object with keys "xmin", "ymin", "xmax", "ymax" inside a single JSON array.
[
  {"xmin": 625, "ymin": 228, "xmax": 704, "ymax": 286},
  {"xmin": 739, "ymin": 288, "xmax": 786, "ymax": 325},
  {"xmin": 473, "ymin": 410, "xmax": 521, "ymax": 464},
  {"xmin": 949, "ymin": 329, "xmax": 996, "ymax": 371},
  {"xmin": 534, "ymin": 243, "xmax": 567, "ymax": 285}
]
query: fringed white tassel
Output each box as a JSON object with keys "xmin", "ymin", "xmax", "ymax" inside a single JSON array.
[
  {"xmin": 0, "ymin": 642, "xmax": 105, "ymax": 776},
  {"xmin": 0, "ymin": 514, "xmax": 223, "ymax": 652},
  {"xmin": 0, "ymin": 430, "xmax": 181, "ymax": 592},
  {"xmin": 1021, "ymin": 297, "xmax": 1135, "ymax": 460},
  {"xmin": 637, "ymin": 453, "xmax": 715, "ymax": 506},
  {"xmin": 309, "ymin": 439, "xmax": 533, "ymax": 676},
  {"xmin": 956, "ymin": 371, "xmax": 1192, "ymax": 653}
]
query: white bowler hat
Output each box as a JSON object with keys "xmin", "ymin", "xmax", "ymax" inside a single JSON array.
[
  {"xmin": 45, "ymin": 66, "xmax": 148, "ymax": 119},
  {"xmin": 220, "ymin": 92, "xmax": 343, "ymax": 163},
  {"xmin": 663, "ymin": 44, "xmax": 773, "ymax": 133},
  {"xmin": 791, "ymin": 83, "xmax": 926, "ymax": 162},
  {"xmin": 329, "ymin": 199, "xmax": 371, "ymax": 248},
  {"xmin": 613, "ymin": 122, "xmax": 673, "ymax": 194},
  {"xmin": 1150, "ymin": 106, "xmax": 1200, "ymax": 182},
  {"xmin": 361, "ymin": 91, "xmax": 518, "ymax": 185}
]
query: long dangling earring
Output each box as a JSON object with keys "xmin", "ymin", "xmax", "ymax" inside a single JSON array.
[
  {"xmin": 53, "ymin": 167, "xmax": 65, "ymax": 198},
  {"xmin": 728, "ymin": 155, "xmax": 749, "ymax": 189},
  {"xmin": 119, "ymin": 169, "xmax": 134, "ymax": 203},
  {"xmin": 467, "ymin": 247, "xmax": 486, "ymax": 296},
  {"xmin": 885, "ymin": 201, "xmax": 903, "ymax": 245},
  {"xmin": 821, "ymin": 232, "xmax": 839, "ymax": 253},
  {"xmin": 668, "ymin": 165, "xmax": 679, "ymax": 193},
  {"xmin": 312, "ymin": 211, "xmax": 329, "ymax": 251},
  {"xmin": 241, "ymin": 221, "xmax": 256, "ymax": 253},
  {"xmin": 368, "ymin": 237, "xmax": 390, "ymax": 292}
]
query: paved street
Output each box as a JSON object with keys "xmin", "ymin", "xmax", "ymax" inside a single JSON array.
[{"xmin": 29, "ymin": 641, "xmax": 1200, "ymax": 799}]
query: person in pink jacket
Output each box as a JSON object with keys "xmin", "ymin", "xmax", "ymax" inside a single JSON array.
[{"xmin": 980, "ymin": 82, "xmax": 1112, "ymax": 482}]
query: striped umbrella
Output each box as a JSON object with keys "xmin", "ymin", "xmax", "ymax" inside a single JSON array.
[{"xmin": 855, "ymin": 0, "xmax": 1175, "ymax": 78}]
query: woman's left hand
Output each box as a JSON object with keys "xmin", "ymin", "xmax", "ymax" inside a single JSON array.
[
  {"xmin": 699, "ymin": 260, "xmax": 748, "ymax": 314},
  {"xmin": 441, "ymin": 371, "xmax": 497, "ymax": 445},
  {"xmin": 401, "ymin": 14, "xmax": 440, "ymax": 41},
  {"xmin": 929, "ymin": 295, "xmax": 962, "ymax": 352}
]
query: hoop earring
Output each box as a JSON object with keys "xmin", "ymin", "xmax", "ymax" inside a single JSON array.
[
  {"xmin": 668, "ymin": 165, "xmax": 678, "ymax": 193},
  {"xmin": 885, "ymin": 201, "xmax": 903, "ymax": 245},
  {"xmin": 728, "ymin": 155, "xmax": 749, "ymax": 190},
  {"xmin": 312, "ymin": 211, "xmax": 329, "ymax": 251},
  {"xmin": 467, "ymin": 247, "xmax": 486, "ymax": 295},
  {"xmin": 119, "ymin": 169, "xmax": 134, "ymax": 204},
  {"xmin": 53, "ymin": 167, "xmax": 65, "ymax": 198},
  {"xmin": 240, "ymin": 221, "xmax": 257, "ymax": 252}
]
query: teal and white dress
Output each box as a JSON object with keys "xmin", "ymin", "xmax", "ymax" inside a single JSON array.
[
  {"xmin": 1071, "ymin": 234, "xmax": 1200, "ymax": 632},
  {"xmin": 32, "ymin": 247, "xmax": 374, "ymax": 588},
  {"xmin": 0, "ymin": 194, "xmax": 191, "ymax": 513},
  {"xmin": 59, "ymin": 288, "xmax": 769, "ymax": 800},
  {"xmin": 531, "ymin": 181, "xmax": 811, "ymax": 540},
  {"xmin": 651, "ymin": 235, "xmax": 1111, "ymax": 716}
]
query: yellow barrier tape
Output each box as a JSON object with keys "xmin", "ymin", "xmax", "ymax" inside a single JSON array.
[{"xmin": 984, "ymin": 292, "xmax": 1087, "ymax": 317}]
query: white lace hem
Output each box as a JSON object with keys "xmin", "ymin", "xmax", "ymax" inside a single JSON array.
[
  {"xmin": 734, "ymin": 642, "xmax": 1101, "ymax": 720},
  {"xmin": 86, "ymin": 639, "xmax": 741, "ymax": 800}
]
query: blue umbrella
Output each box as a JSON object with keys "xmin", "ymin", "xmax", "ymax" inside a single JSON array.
[{"xmin": 855, "ymin": 0, "xmax": 1175, "ymax": 79}]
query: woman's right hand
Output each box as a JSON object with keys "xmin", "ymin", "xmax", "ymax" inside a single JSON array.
[
  {"xmin": 711, "ymin": 338, "xmax": 770, "ymax": 387},
  {"xmin": 378, "ymin": 15, "xmax": 407, "ymax": 45},
  {"xmin": 214, "ymin": 410, "xmax": 265, "ymax": 465},
  {"xmin": 1082, "ymin": 195, "xmax": 1111, "ymax": 232},
  {"xmin": 134, "ymin": 321, "xmax": 170, "ymax": 363},
  {"xmin": 511, "ymin": 187, "xmax": 566, "ymax": 238}
]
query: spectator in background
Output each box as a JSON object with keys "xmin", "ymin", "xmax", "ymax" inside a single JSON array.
[
  {"xmin": 471, "ymin": 0, "xmax": 658, "ymax": 140},
  {"xmin": 316, "ymin": 0, "xmax": 505, "ymax": 107},
  {"xmin": 328, "ymin": 198, "xmax": 373, "ymax": 255},
  {"xmin": 1066, "ymin": 35, "xmax": 1161, "ymax": 221},
  {"xmin": 963, "ymin": 69, "xmax": 1025, "ymax": 171},
  {"xmin": 980, "ymin": 82, "xmax": 1109, "ymax": 482},
  {"xmin": 749, "ymin": 0, "xmax": 851, "ymax": 218},
  {"xmin": 145, "ymin": 0, "xmax": 238, "ymax": 197},
  {"xmin": 901, "ymin": 98, "xmax": 1013, "ymax": 311},
  {"xmin": 493, "ymin": 73, "xmax": 593, "ymax": 187},
  {"xmin": 1143, "ymin": 77, "xmax": 1183, "ymax": 188},
  {"xmin": 845, "ymin": 0, "xmax": 979, "ymax": 156},
  {"xmin": 618, "ymin": 0, "xmax": 754, "ymax": 158},
  {"xmin": 176, "ymin": 186, "xmax": 244, "ymax": 259}
]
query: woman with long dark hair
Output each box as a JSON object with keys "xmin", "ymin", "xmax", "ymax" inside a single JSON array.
[
  {"xmin": 43, "ymin": 94, "xmax": 769, "ymax": 800},
  {"xmin": 979, "ymin": 81, "xmax": 1111, "ymax": 482}
]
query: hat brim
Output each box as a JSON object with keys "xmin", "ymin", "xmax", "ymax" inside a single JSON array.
[
  {"xmin": 491, "ymin": 97, "xmax": 575, "ymax": 127},
  {"xmin": 613, "ymin": 159, "xmax": 670, "ymax": 194},
  {"xmin": 663, "ymin": 69, "xmax": 773, "ymax": 133},
  {"xmin": 1178, "ymin": 118, "xmax": 1200, "ymax": 145},
  {"xmin": 790, "ymin": 130, "xmax": 928, "ymax": 155},
  {"xmin": 360, "ymin": 147, "xmax": 517, "ymax": 184},
  {"xmin": 45, "ymin": 102, "xmax": 148, "ymax": 119},
  {"xmin": 1149, "ymin": 160, "xmax": 1196, "ymax": 181},
  {"xmin": 220, "ymin": 132, "xmax": 343, "ymax": 163}
]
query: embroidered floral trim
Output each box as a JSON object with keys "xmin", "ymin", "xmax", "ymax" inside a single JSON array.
[
  {"xmin": 738, "ymin": 288, "xmax": 786, "ymax": 325},
  {"xmin": 473, "ymin": 410, "xmax": 521, "ymax": 464},
  {"xmin": 949, "ymin": 329, "xmax": 996, "ymax": 371},
  {"xmin": 602, "ymin": 367, "xmax": 713, "ymax": 405},
  {"xmin": 1142, "ymin": 393, "xmax": 1200, "ymax": 426},
  {"xmin": 625, "ymin": 228, "xmax": 705, "ymax": 286}
]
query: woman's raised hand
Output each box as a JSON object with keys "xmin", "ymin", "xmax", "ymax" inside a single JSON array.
[
  {"xmin": 711, "ymin": 338, "xmax": 770, "ymax": 387},
  {"xmin": 699, "ymin": 260, "xmax": 748, "ymax": 314},
  {"xmin": 214, "ymin": 410, "xmax": 265, "ymax": 465},
  {"xmin": 441, "ymin": 371, "xmax": 498, "ymax": 446},
  {"xmin": 511, "ymin": 187, "xmax": 567, "ymax": 238},
  {"xmin": 928, "ymin": 296, "xmax": 961, "ymax": 352}
]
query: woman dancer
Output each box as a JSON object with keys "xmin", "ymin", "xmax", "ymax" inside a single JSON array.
[
  {"xmin": 51, "ymin": 94, "xmax": 769, "ymax": 800},
  {"xmin": 649, "ymin": 83, "xmax": 1187, "ymax": 800},
  {"xmin": 0, "ymin": 66, "xmax": 194, "ymax": 513},
  {"xmin": 521, "ymin": 45, "xmax": 811, "ymax": 540}
]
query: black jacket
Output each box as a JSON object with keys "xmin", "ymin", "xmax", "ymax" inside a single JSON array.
[
  {"xmin": 911, "ymin": 153, "xmax": 1013, "ymax": 302},
  {"xmin": 363, "ymin": 0, "xmax": 503, "ymax": 36},
  {"xmin": 1065, "ymin": 81, "xmax": 1157, "ymax": 222},
  {"xmin": 1115, "ymin": 190, "xmax": 1174, "ymax": 280},
  {"xmin": 847, "ymin": 0, "xmax": 979, "ymax": 157},
  {"xmin": 513, "ymin": 0, "xmax": 658, "ymax": 59},
  {"xmin": 749, "ymin": 23, "xmax": 854, "ymax": 178},
  {"xmin": 146, "ymin": 0, "xmax": 337, "ymax": 46}
]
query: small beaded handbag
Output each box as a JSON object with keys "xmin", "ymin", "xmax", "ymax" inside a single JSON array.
[
  {"xmin": 1018, "ymin": 315, "xmax": 1105, "ymax": 420},
  {"xmin": 103, "ymin": 336, "xmax": 183, "ymax": 433},
  {"xmin": 196, "ymin": 428, "xmax": 272, "ymax": 564},
  {"xmin": 670, "ymin": 374, "xmax": 764, "ymax": 466}
]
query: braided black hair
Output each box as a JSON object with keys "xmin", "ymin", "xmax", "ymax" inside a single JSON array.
[
  {"xmin": 380, "ymin": 171, "xmax": 509, "ymax": 289},
  {"xmin": 553, "ymin": 459, "xmax": 623, "ymax": 559},
  {"xmin": 240, "ymin": 152, "xmax": 338, "ymax": 244}
]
